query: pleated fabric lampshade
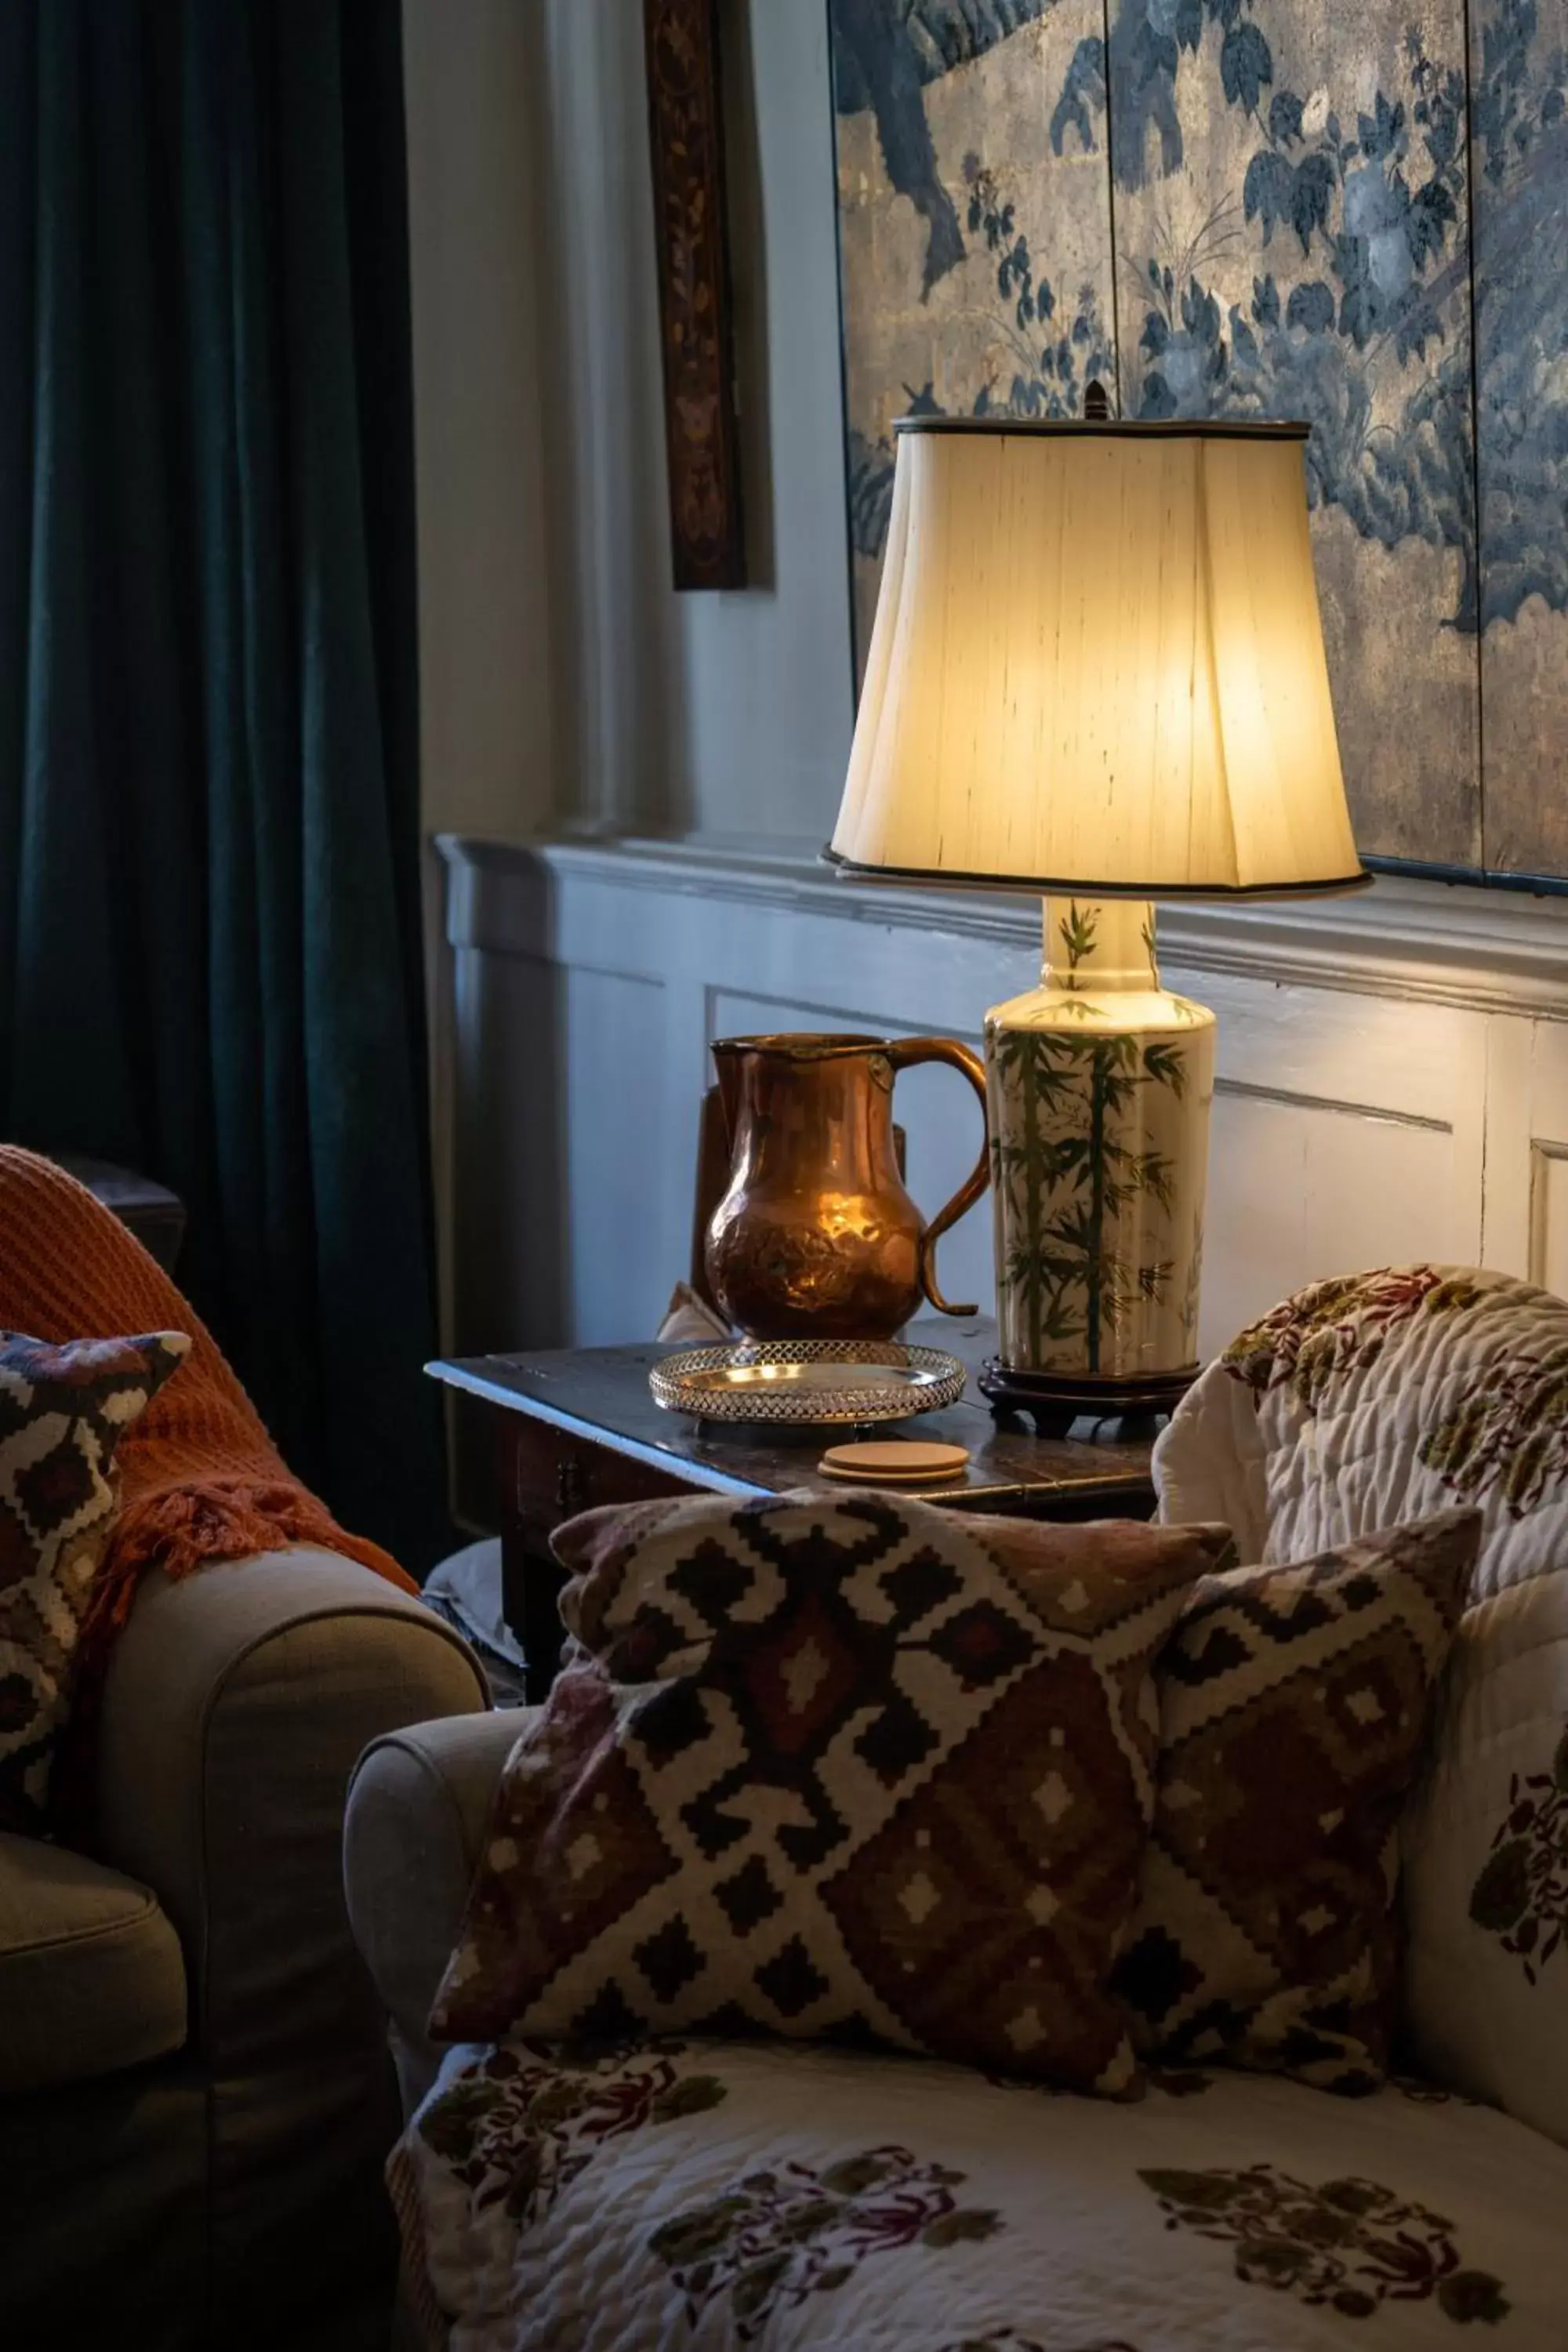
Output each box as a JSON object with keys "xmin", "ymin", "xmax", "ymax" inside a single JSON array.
[
  {"xmin": 826, "ymin": 406, "xmax": 1367, "ymax": 1415},
  {"xmin": 829, "ymin": 418, "xmax": 1363, "ymax": 898}
]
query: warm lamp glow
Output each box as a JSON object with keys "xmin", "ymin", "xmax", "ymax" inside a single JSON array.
[{"xmin": 829, "ymin": 416, "xmax": 1367, "ymax": 898}]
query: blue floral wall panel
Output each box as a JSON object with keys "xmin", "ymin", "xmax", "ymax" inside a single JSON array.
[
  {"xmin": 831, "ymin": 1, "xmax": 1118, "ymax": 682},
  {"xmin": 829, "ymin": 0, "xmax": 1568, "ymax": 883},
  {"xmin": 1106, "ymin": 2, "xmax": 1481, "ymax": 869},
  {"xmin": 1470, "ymin": 0, "xmax": 1568, "ymax": 875}
]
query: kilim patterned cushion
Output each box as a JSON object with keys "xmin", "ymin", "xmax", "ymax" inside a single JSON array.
[
  {"xmin": 0, "ymin": 1329, "xmax": 190, "ymax": 1835},
  {"xmin": 1112, "ymin": 1509, "xmax": 1480, "ymax": 2092},
  {"xmin": 430, "ymin": 1490, "xmax": 1232, "ymax": 2094}
]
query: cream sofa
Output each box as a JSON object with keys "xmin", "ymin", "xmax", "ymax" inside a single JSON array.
[
  {"xmin": 0, "ymin": 1548, "xmax": 485, "ymax": 2352},
  {"xmin": 346, "ymin": 1268, "xmax": 1568, "ymax": 2349}
]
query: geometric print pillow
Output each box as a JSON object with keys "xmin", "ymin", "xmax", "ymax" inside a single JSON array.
[
  {"xmin": 0, "ymin": 1329, "xmax": 190, "ymax": 1836},
  {"xmin": 430, "ymin": 1490, "xmax": 1232, "ymax": 2096},
  {"xmin": 1113, "ymin": 1509, "xmax": 1480, "ymax": 2092}
]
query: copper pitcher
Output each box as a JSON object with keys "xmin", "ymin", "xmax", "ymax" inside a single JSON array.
[{"xmin": 705, "ymin": 1033, "xmax": 990, "ymax": 1340}]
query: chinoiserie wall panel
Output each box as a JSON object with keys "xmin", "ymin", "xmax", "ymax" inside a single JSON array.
[
  {"xmin": 1469, "ymin": 0, "xmax": 1568, "ymax": 876},
  {"xmin": 829, "ymin": 0, "xmax": 1119, "ymax": 677},
  {"xmin": 818, "ymin": 9, "xmax": 1568, "ymax": 891},
  {"xmin": 1103, "ymin": 0, "xmax": 1481, "ymax": 870}
]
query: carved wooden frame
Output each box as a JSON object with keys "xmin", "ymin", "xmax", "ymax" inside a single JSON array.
[{"xmin": 642, "ymin": 0, "xmax": 746, "ymax": 590}]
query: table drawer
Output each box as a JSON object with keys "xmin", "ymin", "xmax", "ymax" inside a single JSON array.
[{"xmin": 505, "ymin": 1416, "xmax": 699, "ymax": 1540}]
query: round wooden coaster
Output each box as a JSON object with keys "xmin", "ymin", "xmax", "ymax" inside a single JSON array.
[{"xmin": 818, "ymin": 1439, "xmax": 971, "ymax": 1483}]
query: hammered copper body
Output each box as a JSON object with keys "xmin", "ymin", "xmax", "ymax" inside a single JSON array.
[{"xmin": 704, "ymin": 1033, "xmax": 990, "ymax": 1340}]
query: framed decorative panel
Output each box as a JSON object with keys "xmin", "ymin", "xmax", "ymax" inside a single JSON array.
[
  {"xmin": 644, "ymin": 0, "xmax": 746, "ymax": 590},
  {"xmin": 1469, "ymin": 0, "xmax": 1568, "ymax": 877},
  {"xmin": 827, "ymin": 0, "xmax": 1568, "ymax": 885}
]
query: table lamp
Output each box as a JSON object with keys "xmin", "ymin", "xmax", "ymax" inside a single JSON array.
[{"xmin": 826, "ymin": 389, "xmax": 1368, "ymax": 1421}]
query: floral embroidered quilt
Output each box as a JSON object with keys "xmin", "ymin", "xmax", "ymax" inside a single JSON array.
[{"xmin": 392, "ymin": 2034, "xmax": 1568, "ymax": 2349}]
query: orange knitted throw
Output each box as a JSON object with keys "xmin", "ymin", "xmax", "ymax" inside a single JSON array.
[{"xmin": 0, "ymin": 1148, "xmax": 417, "ymax": 1700}]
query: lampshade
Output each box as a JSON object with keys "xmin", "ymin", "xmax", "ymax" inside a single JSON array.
[{"xmin": 829, "ymin": 416, "xmax": 1367, "ymax": 898}]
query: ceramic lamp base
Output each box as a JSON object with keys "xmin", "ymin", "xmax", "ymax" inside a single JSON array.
[{"xmin": 985, "ymin": 898, "xmax": 1215, "ymax": 1386}]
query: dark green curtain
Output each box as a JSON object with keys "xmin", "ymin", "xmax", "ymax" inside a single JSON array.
[{"xmin": 0, "ymin": 2, "xmax": 448, "ymax": 1570}]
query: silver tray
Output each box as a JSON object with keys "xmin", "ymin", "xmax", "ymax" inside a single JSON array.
[{"xmin": 648, "ymin": 1338, "xmax": 967, "ymax": 1425}]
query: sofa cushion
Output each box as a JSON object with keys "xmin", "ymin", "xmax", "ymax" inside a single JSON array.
[
  {"xmin": 0, "ymin": 1828, "xmax": 186, "ymax": 2092},
  {"xmin": 1155, "ymin": 1266, "xmax": 1568, "ymax": 2147},
  {"xmin": 0, "ymin": 1327, "xmax": 190, "ymax": 1834},
  {"xmin": 1114, "ymin": 1510, "xmax": 1478, "ymax": 2092},
  {"xmin": 391, "ymin": 2032, "xmax": 1568, "ymax": 2350},
  {"xmin": 430, "ymin": 1490, "xmax": 1229, "ymax": 2094}
]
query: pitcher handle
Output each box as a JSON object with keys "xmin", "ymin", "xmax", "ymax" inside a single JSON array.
[{"xmin": 884, "ymin": 1037, "xmax": 990, "ymax": 1319}]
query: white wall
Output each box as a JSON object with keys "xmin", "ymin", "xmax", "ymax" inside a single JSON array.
[
  {"xmin": 403, "ymin": 0, "xmax": 559, "ymax": 840},
  {"xmin": 551, "ymin": 0, "xmax": 855, "ymax": 840},
  {"xmin": 403, "ymin": 0, "xmax": 566, "ymax": 1367},
  {"xmin": 405, "ymin": 0, "xmax": 854, "ymax": 850},
  {"xmin": 673, "ymin": 0, "xmax": 855, "ymax": 840}
]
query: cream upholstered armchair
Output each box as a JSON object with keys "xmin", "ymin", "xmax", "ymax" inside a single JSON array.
[{"xmin": 0, "ymin": 1547, "xmax": 486, "ymax": 2352}]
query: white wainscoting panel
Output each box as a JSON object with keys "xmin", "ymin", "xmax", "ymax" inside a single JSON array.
[
  {"xmin": 562, "ymin": 967, "xmax": 669, "ymax": 1343},
  {"xmin": 1172, "ymin": 976, "xmax": 1489, "ymax": 1354},
  {"xmin": 437, "ymin": 836, "xmax": 1568, "ymax": 1388},
  {"xmin": 1531, "ymin": 1145, "xmax": 1568, "ymax": 1299}
]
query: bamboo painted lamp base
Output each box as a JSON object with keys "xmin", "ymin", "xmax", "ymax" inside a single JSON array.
[{"xmin": 985, "ymin": 897, "xmax": 1215, "ymax": 1401}]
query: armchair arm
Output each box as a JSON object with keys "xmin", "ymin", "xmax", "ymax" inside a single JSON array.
[
  {"xmin": 94, "ymin": 1548, "xmax": 488, "ymax": 2071},
  {"xmin": 345, "ymin": 1708, "xmax": 528, "ymax": 2111}
]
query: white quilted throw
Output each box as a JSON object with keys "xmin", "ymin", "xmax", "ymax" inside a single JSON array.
[
  {"xmin": 392, "ymin": 2034, "xmax": 1568, "ymax": 2350},
  {"xmin": 1155, "ymin": 1266, "xmax": 1568, "ymax": 2147},
  {"xmin": 1153, "ymin": 1266, "xmax": 1568, "ymax": 1590}
]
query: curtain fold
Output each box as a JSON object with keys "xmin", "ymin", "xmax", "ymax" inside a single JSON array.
[{"xmin": 0, "ymin": 0, "xmax": 447, "ymax": 1568}]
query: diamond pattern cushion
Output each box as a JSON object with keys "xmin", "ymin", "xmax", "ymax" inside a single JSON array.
[
  {"xmin": 430, "ymin": 1490, "xmax": 1231, "ymax": 2094},
  {"xmin": 1113, "ymin": 1509, "xmax": 1479, "ymax": 2090},
  {"xmin": 0, "ymin": 1330, "xmax": 190, "ymax": 1835}
]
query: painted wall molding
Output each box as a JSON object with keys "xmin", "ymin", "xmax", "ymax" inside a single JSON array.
[{"xmin": 438, "ymin": 830, "xmax": 1568, "ymax": 1022}]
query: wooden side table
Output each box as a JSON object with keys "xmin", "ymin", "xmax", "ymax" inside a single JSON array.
[{"xmin": 428, "ymin": 1319, "xmax": 1162, "ymax": 1702}]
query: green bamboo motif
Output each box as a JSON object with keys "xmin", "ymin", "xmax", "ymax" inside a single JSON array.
[
  {"xmin": 992, "ymin": 1027, "xmax": 1190, "ymax": 1367},
  {"xmin": 1058, "ymin": 901, "xmax": 1098, "ymax": 989},
  {"xmin": 1181, "ymin": 1211, "xmax": 1205, "ymax": 1339}
]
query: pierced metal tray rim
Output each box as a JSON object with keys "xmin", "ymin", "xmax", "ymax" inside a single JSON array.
[{"xmin": 648, "ymin": 1338, "xmax": 968, "ymax": 1425}]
